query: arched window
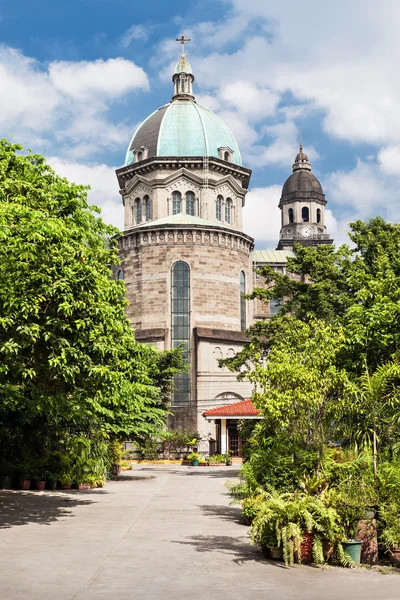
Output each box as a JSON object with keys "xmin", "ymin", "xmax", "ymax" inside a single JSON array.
[
  {"xmin": 116, "ymin": 268, "xmax": 124, "ymax": 281},
  {"xmin": 216, "ymin": 196, "xmax": 222, "ymax": 221},
  {"xmin": 225, "ymin": 198, "xmax": 232, "ymax": 224},
  {"xmin": 172, "ymin": 191, "xmax": 181, "ymax": 215},
  {"xmin": 224, "ymin": 151, "xmax": 230, "ymax": 162},
  {"xmin": 171, "ymin": 261, "xmax": 191, "ymax": 405},
  {"xmin": 136, "ymin": 150, "xmax": 143, "ymax": 162},
  {"xmin": 135, "ymin": 198, "xmax": 142, "ymax": 223},
  {"xmin": 144, "ymin": 195, "xmax": 151, "ymax": 221},
  {"xmin": 240, "ymin": 271, "xmax": 246, "ymax": 331},
  {"xmin": 317, "ymin": 208, "xmax": 321, "ymax": 224},
  {"xmin": 288, "ymin": 208, "xmax": 294, "ymax": 224},
  {"xmin": 186, "ymin": 191, "xmax": 195, "ymax": 216},
  {"xmin": 302, "ymin": 206, "xmax": 309, "ymax": 222}
]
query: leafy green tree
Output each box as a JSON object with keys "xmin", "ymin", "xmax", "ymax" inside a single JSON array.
[
  {"xmin": 0, "ymin": 139, "xmax": 181, "ymax": 451},
  {"xmin": 352, "ymin": 361, "xmax": 400, "ymax": 481},
  {"xmin": 251, "ymin": 218, "xmax": 400, "ymax": 375}
]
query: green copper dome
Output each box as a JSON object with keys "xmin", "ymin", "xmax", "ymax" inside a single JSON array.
[
  {"xmin": 125, "ymin": 99, "xmax": 242, "ymax": 166},
  {"xmin": 175, "ymin": 55, "xmax": 192, "ymax": 74}
]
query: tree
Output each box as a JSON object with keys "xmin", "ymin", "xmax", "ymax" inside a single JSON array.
[
  {"xmin": 250, "ymin": 218, "xmax": 400, "ymax": 375},
  {"xmin": 353, "ymin": 361, "xmax": 400, "ymax": 482},
  {"xmin": 0, "ymin": 139, "xmax": 181, "ymax": 456}
]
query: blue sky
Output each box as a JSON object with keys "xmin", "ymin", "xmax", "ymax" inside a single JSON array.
[{"xmin": 1, "ymin": 0, "xmax": 399, "ymax": 247}]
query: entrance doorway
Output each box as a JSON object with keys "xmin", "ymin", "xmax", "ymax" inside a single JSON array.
[{"xmin": 227, "ymin": 422, "xmax": 242, "ymax": 457}]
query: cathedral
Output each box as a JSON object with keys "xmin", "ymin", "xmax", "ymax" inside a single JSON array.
[{"xmin": 115, "ymin": 39, "xmax": 333, "ymax": 455}]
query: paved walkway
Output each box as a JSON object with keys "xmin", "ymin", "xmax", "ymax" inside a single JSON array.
[{"xmin": 0, "ymin": 465, "xmax": 399, "ymax": 600}]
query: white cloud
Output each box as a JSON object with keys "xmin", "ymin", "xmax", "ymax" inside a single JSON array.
[
  {"xmin": 49, "ymin": 58, "xmax": 149, "ymax": 101},
  {"xmin": 243, "ymin": 185, "xmax": 282, "ymax": 248},
  {"xmin": 120, "ymin": 24, "xmax": 149, "ymax": 48},
  {"xmin": 0, "ymin": 46, "xmax": 148, "ymax": 159},
  {"xmin": 48, "ymin": 157, "xmax": 123, "ymax": 230}
]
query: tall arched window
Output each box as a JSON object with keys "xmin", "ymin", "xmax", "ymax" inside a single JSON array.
[
  {"xmin": 135, "ymin": 198, "xmax": 142, "ymax": 223},
  {"xmin": 302, "ymin": 206, "xmax": 309, "ymax": 222},
  {"xmin": 224, "ymin": 151, "xmax": 230, "ymax": 162},
  {"xmin": 288, "ymin": 208, "xmax": 294, "ymax": 224},
  {"xmin": 317, "ymin": 208, "xmax": 321, "ymax": 224},
  {"xmin": 116, "ymin": 268, "xmax": 124, "ymax": 281},
  {"xmin": 225, "ymin": 198, "xmax": 232, "ymax": 224},
  {"xmin": 186, "ymin": 191, "xmax": 195, "ymax": 215},
  {"xmin": 136, "ymin": 150, "xmax": 143, "ymax": 162},
  {"xmin": 172, "ymin": 191, "xmax": 181, "ymax": 215},
  {"xmin": 216, "ymin": 196, "xmax": 222, "ymax": 221},
  {"xmin": 171, "ymin": 261, "xmax": 191, "ymax": 406},
  {"xmin": 240, "ymin": 271, "xmax": 246, "ymax": 331},
  {"xmin": 144, "ymin": 195, "xmax": 151, "ymax": 221}
]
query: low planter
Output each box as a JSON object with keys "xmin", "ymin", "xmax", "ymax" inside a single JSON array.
[
  {"xmin": 78, "ymin": 483, "xmax": 91, "ymax": 490},
  {"xmin": 19, "ymin": 479, "xmax": 31, "ymax": 490},
  {"xmin": 388, "ymin": 547, "xmax": 400, "ymax": 567},
  {"xmin": 46, "ymin": 479, "xmax": 58, "ymax": 490},
  {"xmin": 60, "ymin": 483, "xmax": 72, "ymax": 490},
  {"xmin": 35, "ymin": 481, "xmax": 46, "ymax": 491},
  {"xmin": 0, "ymin": 476, "xmax": 13, "ymax": 490},
  {"xmin": 261, "ymin": 544, "xmax": 283, "ymax": 561},
  {"xmin": 342, "ymin": 540, "xmax": 362, "ymax": 564}
]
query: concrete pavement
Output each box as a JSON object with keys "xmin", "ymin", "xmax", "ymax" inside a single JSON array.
[{"xmin": 0, "ymin": 465, "xmax": 399, "ymax": 600}]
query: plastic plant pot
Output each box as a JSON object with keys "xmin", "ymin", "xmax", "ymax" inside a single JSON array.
[
  {"xmin": 342, "ymin": 540, "xmax": 362, "ymax": 564},
  {"xmin": 191, "ymin": 459, "xmax": 199, "ymax": 466}
]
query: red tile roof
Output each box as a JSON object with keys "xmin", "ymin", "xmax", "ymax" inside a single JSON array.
[{"xmin": 203, "ymin": 399, "xmax": 260, "ymax": 418}]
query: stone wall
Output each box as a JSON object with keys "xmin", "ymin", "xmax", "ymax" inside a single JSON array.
[{"xmin": 119, "ymin": 225, "xmax": 254, "ymax": 336}]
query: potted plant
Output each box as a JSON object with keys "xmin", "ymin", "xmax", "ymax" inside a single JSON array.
[
  {"xmin": 60, "ymin": 473, "xmax": 73, "ymax": 490},
  {"xmin": 225, "ymin": 451, "xmax": 233, "ymax": 466},
  {"xmin": 250, "ymin": 490, "xmax": 349, "ymax": 566},
  {"xmin": 0, "ymin": 461, "xmax": 13, "ymax": 490},
  {"xmin": 188, "ymin": 452, "xmax": 201, "ymax": 466},
  {"xmin": 18, "ymin": 463, "xmax": 32, "ymax": 490},
  {"xmin": 208, "ymin": 454, "xmax": 226, "ymax": 466},
  {"xmin": 380, "ymin": 503, "xmax": 400, "ymax": 566}
]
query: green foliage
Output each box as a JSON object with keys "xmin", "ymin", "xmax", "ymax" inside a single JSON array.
[
  {"xmin": 0, "ymin": 140, "xmax": 185, "ymax": 478},
  {"xmin": 208, "ymin": 454, "xmax": 226, "ymax": 464},
  {"xmin": 250, "ymin": 490, "xmax": 346, "ymax": 566}
]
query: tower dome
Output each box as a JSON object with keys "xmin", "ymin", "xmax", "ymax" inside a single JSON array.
[
  {"xmin": 277, "ymin": 144, "xmax": 333, "ymax": 250},
  {"xmin": 125, "ymin": 40, "xmax": 241, "ymax": 166}
]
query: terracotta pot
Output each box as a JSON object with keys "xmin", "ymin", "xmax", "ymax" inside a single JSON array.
[
  {"xmin": 19, "ymin": 479, "xmax": 31, "ymax": 490},
  {"xmin": 78, "ymin": 483, "xmax": 91, "ymax": 490},
  {"xmin": 61, "ymin": 483, "xmax": 72, "ymax": 490},
  {"xmin": 35, "ymin": 481, "xmax": 46, "ymax": 491},
  {"xmin": 389, "ymin": 548, "xmax": 400, "ymax": 567}
]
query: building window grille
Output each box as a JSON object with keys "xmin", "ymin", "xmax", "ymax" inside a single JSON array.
[
  {"xmin": 225, "ymin": 198, "xmax": 232, "ymax": 224},
  {"xmin": 172, "ymin": 191, "xmax": 181, "ymax": 214},
  {"xmin": 216, "ymin": 196, "xmax": 222, "ymax": 221},
  {"xmin": 186, "ymin": 191, "xmax": 195, "ymax": 215},
  {"xmin": 317, "ymin": 208, "xmax": 321, "ymax": 223},
  {"xmin": 144, "ymin": 195, "xmax": 151, "ymax": 221},
  {"xmin": 288, "ymin": 208, "xmax": 294, "ymax": 223},
  {"xmin": 135, "ymin": 198, "xmax": 142, "ymax": 223},
  {"xmin": 302, "ymin": 206, "xmax": 309, "ymax": 222},
  {"xmin": 240, "ymin": 271, "xmax": 246, "ymax": 331},
  {"xmin": 171, "ymin": 261, "xmax": 191, "ymax": 406}
]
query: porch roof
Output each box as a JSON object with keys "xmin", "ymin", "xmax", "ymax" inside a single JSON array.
[{"xmin": 203, "ymin": 399, "xmax": 261, "ymax": 419}]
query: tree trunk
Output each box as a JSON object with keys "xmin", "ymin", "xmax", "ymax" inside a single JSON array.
[{"xmin": 373, "ymin": 428, "xmax": 377, "ymax": 484}]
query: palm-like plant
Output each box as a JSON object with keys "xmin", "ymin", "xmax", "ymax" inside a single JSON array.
[{"xmin": 355, "ymin": 360, "xmax": 400, "ymax": 482}]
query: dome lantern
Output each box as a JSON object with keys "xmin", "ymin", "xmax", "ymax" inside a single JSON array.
[
  {"xmin": 172, "ymin": 34, "xmax": 195, "ymax": 100},
  {"xmin": 292, "ymin": 141, "xmax": 312, "ymax": 172}
]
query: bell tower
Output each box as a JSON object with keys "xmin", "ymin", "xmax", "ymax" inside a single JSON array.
[{"xmin": 277, "ymin": 144, "xmax": 333, "ymax": 250}]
